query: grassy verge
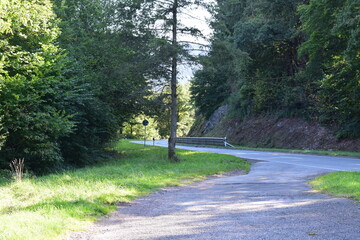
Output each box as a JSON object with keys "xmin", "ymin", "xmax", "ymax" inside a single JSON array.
[
  {"xmin": 0, "ymin": 140, "xmax": 249, "ymax": 240},
  {"xmin": 309, "ymin": 172, "xmax": 360, "ymax": 203},
  {"xmin": 177, "ymin": 143, "xmax": 360, "ymax": 158}
]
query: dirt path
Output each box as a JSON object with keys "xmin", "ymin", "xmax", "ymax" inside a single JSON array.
[{"xmin": 68, "ymin": 156, "xmax": 360, "ymax": 240}]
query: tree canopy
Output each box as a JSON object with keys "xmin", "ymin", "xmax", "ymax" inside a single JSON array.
[
  {"xmin": 0, "ymin": 0, "xmax": 173, "ymax": 173},
  {"xmin": 191, "ymin": 0, "xmax": 360, "ymax": 138},
  {"xmin": 0, "ymin": 0, "xmax": 76, "ymax": 172}
]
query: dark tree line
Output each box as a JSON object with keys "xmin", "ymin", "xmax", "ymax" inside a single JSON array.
[
  {"xmin": 0, "ymin": 0, "xmax": 175, "ymax": 173},
  {"xmin": 191, "ymin": 0, "xmax": 360, "ymax": 138}
]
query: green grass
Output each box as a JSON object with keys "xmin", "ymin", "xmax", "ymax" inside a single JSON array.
[
  {"xmin": 309, "ymin": 172, "xmax": 360, "ymax": 202},
  {"xmin": 0, "ymin": 140, "xmax": 249, "ymax": 240},
  {"xmin": 177, "ymin": 143, "xmax": 360, "ymax": 158}
]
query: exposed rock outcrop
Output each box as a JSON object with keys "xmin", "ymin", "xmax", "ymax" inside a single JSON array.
[{"xmin": 204, "ymin": 105, "xmax": 228, "ymax": 133}]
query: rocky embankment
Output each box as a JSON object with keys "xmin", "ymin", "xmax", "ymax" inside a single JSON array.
[{"xmin": 189, "ymin": 106, "xmax": 360, "ymax": 152}]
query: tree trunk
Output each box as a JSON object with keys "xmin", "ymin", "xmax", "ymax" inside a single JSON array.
[{"xmin": 168, "ymin": 0, "xmax": 179, "ymax": 162}]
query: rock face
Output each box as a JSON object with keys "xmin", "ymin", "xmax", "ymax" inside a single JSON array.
[
  {"xmin": 204, "ymin": 105, "xmax": 228, "ymax": 133},
  {"xmin": 189, "ymin": 106, "xmax": 360, "ymax": 152}
]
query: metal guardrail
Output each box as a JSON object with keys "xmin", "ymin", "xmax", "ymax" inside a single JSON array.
[{"xmin": 175, "ymin": 137, "xmax": 234, "ymax": 147}]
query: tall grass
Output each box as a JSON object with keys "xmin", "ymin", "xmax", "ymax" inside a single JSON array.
[{"xmin": 0, "ymin": 140, "xmax": 249, "ymax": 240}]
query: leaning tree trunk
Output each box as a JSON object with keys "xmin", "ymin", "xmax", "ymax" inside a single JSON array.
[{"xmin": 168, "ymin": 0, "xmax": 179, "ymax": 162}]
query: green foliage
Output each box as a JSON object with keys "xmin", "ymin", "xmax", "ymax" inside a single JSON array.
[
  {"xmin": 0, "ymin": 140, "xmax": 249, "ymax": 240},
  {"xmin": 123, "ymin": 83, "xmax": 195, "ymax": 139},
  {"xmin": 0, "ymin": 0, "xmax": 77, "ymax": 173},
  {"xmin": 0, "ymin": 0, "xmax": 192, "ymax": 173},
  {"xmin": 193, "ymin": 0, "xmax": 360, "ymax": 138},
  {"xmin": 191, "ymin": 41, "xmax": 236, "ymax": 118},
  {"xmin": 299, "ymin": 0, "xmax": 360, "ymax": 138},
  {"xmin": 122, "ymin": 115, "xmax": 159, "ymax": 139},
  {"xmin": 177, "ymin": 84, "xmax": 196, "ymax": 136},
  {"xmin": 51, "ymin": 0, "xmax": 164, "ymax": 165},
  {"xmin": 53, "ymin": 0, "xmax": 157, "ymax": 119},
  {"xmin": 192, "ymin": 0, "xmax": 308, "ymax": 120},
  {"xmin": 56, "ymin": 63, "xmax": 117, "ymax": 167},
  {"xmin": 0, "ymin": 0, "xmax": 60, "ymax": 80},
  {"xmin": 0, "ymin": 73, "xmax": 75, "ymax": 172},
  {"xmin": 153, "ymin": 83, "xmax": 195, "ymax": 138}
]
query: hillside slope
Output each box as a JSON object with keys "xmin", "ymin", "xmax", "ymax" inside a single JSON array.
[{"xmin": 189, "ymin": 106, "xmax": 360, "ymax": 152}]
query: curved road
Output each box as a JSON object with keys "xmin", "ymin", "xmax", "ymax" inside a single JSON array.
[
  {"xmin": 69, "ymin": 141, "xmax": 360, "ymax": 240},
  {"xmin": 151, "ymin": 140, "xmax": 360, "ymax": 172}
]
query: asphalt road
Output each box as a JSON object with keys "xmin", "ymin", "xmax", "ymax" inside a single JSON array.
[
  {"xmin": 147, "ymin": 140, "xmax": 360, "ymax": 172},
  {"xmin": 69, "ymin": 141, "xmax": 360, "ymax": 240}
]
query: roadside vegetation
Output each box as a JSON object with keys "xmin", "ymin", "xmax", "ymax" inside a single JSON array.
[
  {"xmin": 2, "ymin": 0, "xmax": 359, "ymax": 175},
  {"xmin": 192, "ymin": 0, "xmax": 360, "ymax": 140},
  {"xmin": 310, "ymin": 172, "xmax": 360, "ymax": 203},
  {"xmin": 176, "ymin": 143, "xmax": 360, "ymax": 158},
  {"xmin": 1, "ymin": 0, "xmax": 198, "ymax": 175},
  {"xmin": 0, "ymin": 141, "xmax": 249, "ymax": 240}
]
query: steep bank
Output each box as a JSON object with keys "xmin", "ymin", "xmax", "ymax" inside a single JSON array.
[{"xmin": 189, "ymin": 106, "xmax": 360, "ymax": 152}]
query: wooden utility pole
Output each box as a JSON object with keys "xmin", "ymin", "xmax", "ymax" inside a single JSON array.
[{"xmin": 168, "ymin": 0, "xmax": 179, "ymax": 162}]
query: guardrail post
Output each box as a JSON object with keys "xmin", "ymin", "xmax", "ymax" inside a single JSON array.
[{"xmin": 224, "ymin": 137, "xmax": 227, "ymax": 147}]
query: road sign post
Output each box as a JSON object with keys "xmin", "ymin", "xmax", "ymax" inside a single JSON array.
[{"xmin": 142, "ymin": 119, "xmax": 149, "ymax": 146}]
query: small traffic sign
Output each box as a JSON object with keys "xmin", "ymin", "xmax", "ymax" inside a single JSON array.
[{"xmin": 142, "ymin": 119, "xmax": 149, "ymax": 126}]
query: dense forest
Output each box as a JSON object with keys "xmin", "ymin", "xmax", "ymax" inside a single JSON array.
[
  {"xmin": 191, "ymin": 0, "xmax": 359, "ymax": 139},
  {"xmin": 0, "ymin": 0, "xmax": 359, "ymax": 173},
  {"xmin": 0, "ymin": 0, "xmax": 173, "ymax": 173}
]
